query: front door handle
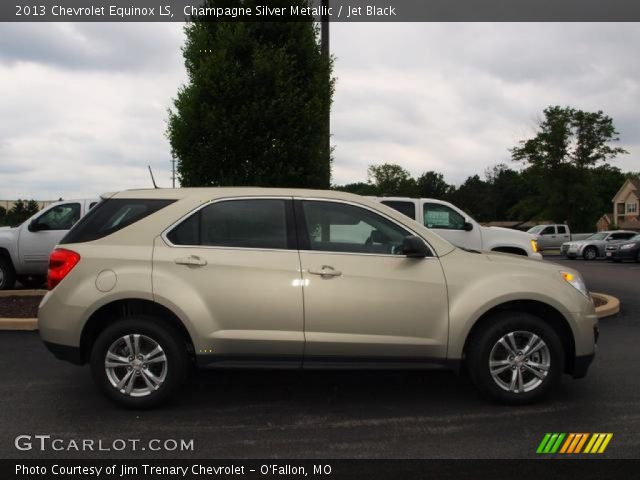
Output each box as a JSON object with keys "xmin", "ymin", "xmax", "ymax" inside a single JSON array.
[
  {"xmin": 174, "ymin": 255, "xmax": 207, "ymax": 266},
  {"xmin": 308, "ymin": 265, "xmax": 342, "ymax": 278}
]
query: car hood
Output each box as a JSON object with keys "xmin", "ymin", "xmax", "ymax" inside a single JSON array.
[{"xmin": 487, "ymin": 226, "xmax": 535, "ymax": 239}]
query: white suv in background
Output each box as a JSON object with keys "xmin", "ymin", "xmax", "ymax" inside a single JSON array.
[{"xmin": 373, "ymin": 197, "xmax": 541, "ymax": 259}]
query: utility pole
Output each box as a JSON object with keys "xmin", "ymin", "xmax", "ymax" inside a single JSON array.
[
  {"xmin": 170, "ymin": 156, "xmax": 176, "ymax": 188},
  {"xmin": 320, "ymin": 0, "xmax": 330, "ymax": 182}
]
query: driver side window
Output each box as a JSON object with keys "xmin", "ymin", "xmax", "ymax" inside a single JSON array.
[
  {"xmin": 301, "ymin": 201, "xmax": 411, "ymax": 255},
  {"xmin": 423, "ymin": 203, "xmax": 465, "ymax": 230},
  {"xmin": 35, "ymin": 203, "xmax": 81, "ymax": 231}
]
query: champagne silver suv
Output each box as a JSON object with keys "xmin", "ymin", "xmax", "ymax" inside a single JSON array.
[{"xmin": 38, "ymin": 188, "xmax": 598, "ymax": 408}]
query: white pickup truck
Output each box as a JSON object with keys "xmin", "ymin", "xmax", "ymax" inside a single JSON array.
[
  {"xmin": 0, "ymin": 198, "xmax": 97, "ymax": 289},
  {"xmin": 373, "ymin": 197, "xmax": 541, "ymax": 259},
  {"xmin": 526, "ymin": 224, "xmax": 593, "ymax": 251}
]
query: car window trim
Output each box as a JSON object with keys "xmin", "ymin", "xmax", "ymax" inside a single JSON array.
[
  {"xmin": 161, "ymin": 196, "xmax": 298, "ymax": 252},
  {"xmin": 294, "ymin": 197, "xmax": 436, "ymax": 258}
]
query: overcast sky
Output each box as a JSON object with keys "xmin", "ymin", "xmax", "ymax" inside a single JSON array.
[{"xmin": 0, "ymin": 22, "xmax": 639, "ymax": 199}]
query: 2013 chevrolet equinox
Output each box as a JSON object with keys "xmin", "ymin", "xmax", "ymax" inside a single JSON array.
[{"xmin": 38, "ymin": 188, "xmax": 598, "ymax": 408}]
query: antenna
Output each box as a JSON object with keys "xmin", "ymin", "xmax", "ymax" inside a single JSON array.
[{"xmin": 148, "ymin": 165, "xmax": 159, "ymax": 189}]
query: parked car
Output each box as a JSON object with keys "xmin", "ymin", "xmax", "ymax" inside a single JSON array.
[
  {"xmin": 527, "ymin": 224, "xmax": 592, "ymax": 251},
  {"xmin": 0, "ymin": 198, "xmax": 98, "ymax": 289},
  {"xmin": 605, "ymin": 234, "xmax": 640, "ymax": 263},
  {"xmin": 39, "ymin": 188, "xmax": 598, "ymax": 408},
  {"xmin": 561, "ymin": 230, "xmax": 638, "ymax": 260},
  {"xmin": 372, "ymin": 197, "xmax": 541, "ymax": 259}
]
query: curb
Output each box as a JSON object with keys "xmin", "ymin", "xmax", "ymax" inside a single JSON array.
[
  {"xmin": 591, "ymin": 292, "xmax": 620, "ymax": 319},
  {"xmin": 0, "ymin": 318, "xmax": 38, "ymax": 330},
  {"xmin": 0, "ymin": 289, "xmax": 46, "ymax": 297}
]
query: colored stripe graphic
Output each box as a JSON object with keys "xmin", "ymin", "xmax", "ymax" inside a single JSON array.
[{"xmin": 538, "ymin": 433, "xmax": 613, "ymax": 454}]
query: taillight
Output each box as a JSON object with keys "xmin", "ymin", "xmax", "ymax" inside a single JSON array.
[{"xmin": 48, "ymin": 248, "xmax": 81, "ymax": 290}]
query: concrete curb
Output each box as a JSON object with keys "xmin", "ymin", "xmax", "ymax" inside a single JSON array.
[
  {"xmin": 0, "ymin": 289, "xmax": 46, "ymax": 297},
  {"xmin": 0, "ymin": 318, "xmax": 38, "ymax": 330},
  {"xmin": 591, "ymin": 292, "xmax": 620, "ymax": 319}
]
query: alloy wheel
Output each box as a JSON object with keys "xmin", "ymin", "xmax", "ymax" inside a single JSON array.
[
  {"xmin": 489, "ymin": 331, "xmax": 550, "ymax": 394},
  {"xmin": 584, "ymin": 248, "xmax": 597, "ymax": 260},
  {"xmin": 104, "ymin": 334, "xmax": 168, "ymax": 397}
]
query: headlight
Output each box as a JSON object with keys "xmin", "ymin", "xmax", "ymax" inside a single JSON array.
[
  {"xmin": 620, "ymin": 244, "xmax": 635, "ymax": 250},
  {"xmin": 561, "ymin": 271, "xmax": 590, "ymax": 298},
  {"xmin": 531, "ymin": 239, "xmax": 538, "ymax": 253}
]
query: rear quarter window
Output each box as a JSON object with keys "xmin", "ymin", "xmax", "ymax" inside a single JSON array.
[{"xmin": 60, "ymin": 198, "xmax": 175, "ymax": 244}]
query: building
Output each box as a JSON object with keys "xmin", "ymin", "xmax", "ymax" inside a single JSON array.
[{"xmin": 596, "ymin": 177, "xmax": 640, "ymax": 232}]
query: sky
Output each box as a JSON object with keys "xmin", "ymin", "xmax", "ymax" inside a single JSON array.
[{"xmin": 0, "ymin": 22, "xmax": 639, "ymax": 199}]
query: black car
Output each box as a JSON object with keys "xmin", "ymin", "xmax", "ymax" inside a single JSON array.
[{"xmin": 606, "ymin": 234, "xmax": 640, "ymax": 262}]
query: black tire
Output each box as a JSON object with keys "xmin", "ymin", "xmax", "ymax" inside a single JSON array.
[
  {"xmin": 0, "ymin": 256, "xmax": 16, "ymax": 290},
  {"xmin": 17, "ymin": 275, "xmax": 46, "ymax": 289},
  {"xmin": 636, "ymin": 250, "xmax": 640, "ymax": 264},
  {"xmin": 582, "ymin": 246, "xmax": 598, "ymax": 261},
  {"xmin": 466, "ymin": 312, "xmax": 564, "ymax": 404},
  {"xmin": 90, "ymin": 315, "xmax": 190, "ymax": 409}
]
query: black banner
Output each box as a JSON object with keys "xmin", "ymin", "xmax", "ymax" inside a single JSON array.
[
  {"xmin": 3, "ymin": 0, "xmax": 640, "ymax": 22},
  {"xmin": 3, "ymin": 459, "xmax": 639, "ymax": 480}
]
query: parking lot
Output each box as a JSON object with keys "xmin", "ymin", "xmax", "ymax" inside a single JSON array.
[{"xmin": 0, "ymin": 255, "xmax": 638, "ymax": 459}]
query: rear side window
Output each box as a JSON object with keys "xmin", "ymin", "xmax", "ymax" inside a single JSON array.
[
  {"xmin": 557, "ymin": 226, "xmax": 567, "ymax": 234},
  {"xmin": 380, "ymin": 200, "xmax": 416, "ymax": 220},
  {"xmin": 167, "ymin": 199, "xmax": 291, "ymax": 250},
  {"xmin": 61, "ymin": 198, "xmax": 175, "ymax": 244}
]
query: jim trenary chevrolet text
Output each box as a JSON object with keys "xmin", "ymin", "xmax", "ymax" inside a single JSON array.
[{"xmin": 38, "ymin": 188, "xmax": 598, "ymax": 408}]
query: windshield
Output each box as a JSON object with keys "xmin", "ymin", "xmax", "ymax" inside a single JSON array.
[
  {"xmin": 527, "ymin": 226, "xmax": 544, "ymax": 234},
  {"xmin": 587, "ymin": 233, "xmax": 608, "ymax": 240}
]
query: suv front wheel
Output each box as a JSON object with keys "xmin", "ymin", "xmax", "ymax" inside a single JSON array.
[
  {"xmin": 90, "ymin": 316, "xmax": 189, "ymax": 408},
  {"xmin": 466, "ymin": 312, "xmax": 564, "ymax": 404}
]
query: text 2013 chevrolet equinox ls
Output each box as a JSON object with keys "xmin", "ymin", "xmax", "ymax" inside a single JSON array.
[{"xmin": 38, "ymin": 188, "xmax": 598, "ymax": 408}]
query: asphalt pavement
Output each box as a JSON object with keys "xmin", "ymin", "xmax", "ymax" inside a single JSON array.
[{"xmin": 0, "ymin": 255, "xmax": 638, "ymax": 459}]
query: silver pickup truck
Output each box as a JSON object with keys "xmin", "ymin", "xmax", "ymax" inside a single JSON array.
[{"xmin": 0, "ymin": 198, "xmax": 97, "ymax": 289}]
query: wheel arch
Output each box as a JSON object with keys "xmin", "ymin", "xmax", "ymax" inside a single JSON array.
[
  {"xmin": 80, "ymin": 298, "xmax": 195, "ymax": 363},
  {"xmin": 462, "ymin": 300, "xmax": 577, "ymax": 375}
]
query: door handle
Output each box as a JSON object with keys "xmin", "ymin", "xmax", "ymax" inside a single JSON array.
[
  {"xmin": 174, "ymin": 255, "xmax": 207, "ymax": 266},
  {"xmin": 308, "ymin": 265, "xmax": 342, "ymax": 278}
]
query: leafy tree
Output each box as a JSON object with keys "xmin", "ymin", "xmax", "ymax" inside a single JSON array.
[
  {"xmin": 7, "ymin": 200, "xmax": 28, "ymax": 226},
  {"xmin": 0, "ymin": 206, "xmax": 6, "ymax": 226},
  {"xmin": 333, "ymin": 182, "xmax": 379, "ymax": 196},
  {"xmin": 448, "ymin": 175, "xmax": 493, "ymax": 222},
  {"xmin": 415, "ymin": 171, "xmax": 451, "ymax": 199},
  {"xmin": 511, "ymin": 106, "xmax": 627, "ymax": 230},
  {"xmin": 168, "ymin": 0, "xmax": 334, "ymax": 188},
  {"xmin": 26, "ymin": 200, "xmax": 40, "ymax": 217},
  {"xmin": 367, "ymin": 163, "xmax": 416, "ymax": 196}
]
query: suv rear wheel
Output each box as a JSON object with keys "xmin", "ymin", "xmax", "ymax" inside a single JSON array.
[
  {"xmin": 90, "ymin": 316, "xmax": 189, "ymax": 408},
  {"xmin": 466, "ymin": 312, "xmax": 564, "ymax": 404},
  {"xmin": 0, "ymin": 256, "xmax": 16, "ymax": 290}
]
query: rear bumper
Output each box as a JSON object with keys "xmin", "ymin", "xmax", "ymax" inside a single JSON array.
[{"xmin": 43, "ymin": 341, "xmax": 84, "ymax": 365}]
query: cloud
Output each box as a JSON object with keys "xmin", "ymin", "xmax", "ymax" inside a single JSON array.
[{"xmin": 0, "ymin": 22, "xmax": 638, "ymax": 200}]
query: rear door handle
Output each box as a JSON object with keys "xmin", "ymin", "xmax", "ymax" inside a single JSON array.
[
  {"xmin": 174, "ymin": 255, "xmax": 207, "ymax": 266},
  {"xmin": 308, "ymin": 265, "xmax": 342, "ymax": 278}
]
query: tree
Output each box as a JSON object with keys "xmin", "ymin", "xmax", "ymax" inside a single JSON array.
[
  {"xmin": 25, "ymin": 200, "xmax": 40, "ymax": 217},
  {"xmin": 0, "ymin": 206, "xmax": 6, "ymax": 226},
  {"xmin": 511, "ymin": 106, "xmax": 627, "ymax": 230},
  {"xmin": 415, "ymin": 171, "xmax": 451, "ymax": 199},
  {"xmin": 367, "ymin": 163, "xmax": 416, "ymax": 196},
  {"xmin": 333, "ymin": 182, "xmax": 379, "ymax": 196},
  {"xmin": 6, "ymin": 200, "xmax": 28, "ymax": 226},
  {"xmin": 168, "ymin": 0, "xmax": 334, "ymax": 188},
  {"xmin": 448, "ymin": 175, "xmax": 493, "ymax": 222}
]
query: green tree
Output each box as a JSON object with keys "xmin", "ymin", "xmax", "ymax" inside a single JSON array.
[
  {"xmin": 7, "ymin": 200, "xmax": 28, "ymax": 226},
  {"xmin": 448, "ymin": 175, "xmax": 493, "ymax": 222},
  {"xmin": 367, "ymin": 163, "xmax": 416, "ymax": 196},
  {"xmin": 415, "ymin": 171, "xmax": 451, "ymax": 199},
  {"xmin": 0, "ymin": 206, "xmax": 6, "ymax": 226},
  {"xmin": 511, "ymin": 106, "xmax": 627, "ymax": 230},
  {"xmin": 168, "ymin": 0, "xmax": 334, "ymax": 188},
  {"xmin": 333, "ymin": 182, "xmax": 379, "ymax": 196},
  {"xmin": 25, "ymin": 200, "xmax": 40, "ymax": 217}
]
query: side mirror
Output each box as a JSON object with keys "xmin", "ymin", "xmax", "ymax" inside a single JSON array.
[
  {"xmin": 28, "ymin": 220, "xmax": 41, "ymax": 232},
  {"xmin": 402, "ymin": 235, "xmax": 429, "ymax": 258},
  {"xmin": 463, "ymin": 221, "xmax": 474, "ymax": 232}
]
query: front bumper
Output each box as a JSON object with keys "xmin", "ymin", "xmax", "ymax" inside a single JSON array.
[{"xmin": 606, "ymin": 249, "xmax": 635, "ymax": 260}]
